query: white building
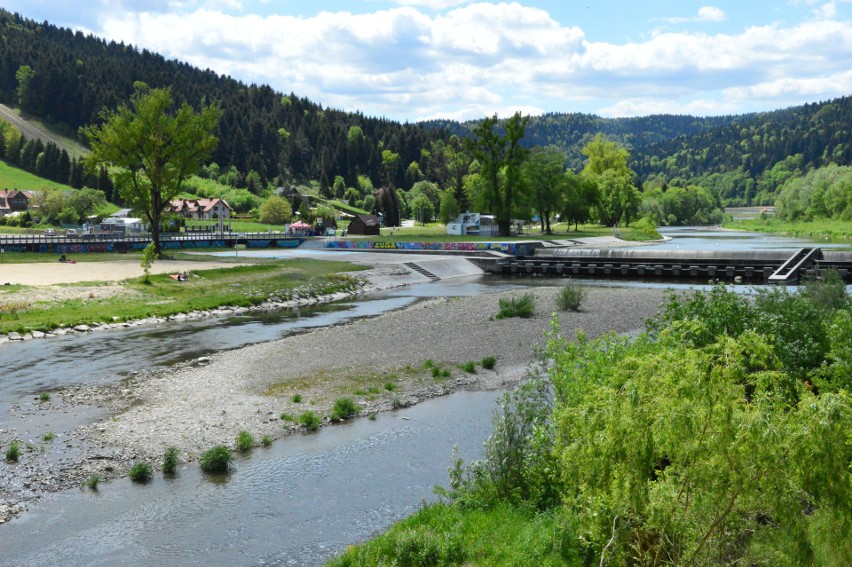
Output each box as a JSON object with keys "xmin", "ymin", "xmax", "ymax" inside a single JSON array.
[
  {"xmin": 446, "ymin": 212, "xmax": 498, "ymax": 236},
  {"xmin": 100, "ymin": 217, "xmax": 145, "ymax": 235}
]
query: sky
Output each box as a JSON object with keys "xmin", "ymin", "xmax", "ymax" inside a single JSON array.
[{"xmin": 5, "ymin": 1, "xmax": 852, "ymax": 122}]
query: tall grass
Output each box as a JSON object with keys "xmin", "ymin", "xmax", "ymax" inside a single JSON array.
[
  {"xmin": 495, "ymin": 293, "xmax": 535, "ymax": 319},
  {"xmin": 555, "ymin": 282, "xmax": 587, "ymax": 311}
]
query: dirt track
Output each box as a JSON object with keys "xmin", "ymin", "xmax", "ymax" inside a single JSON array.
[{"xmin": 1, "ymin": 258, "xmax": 252, "ymax": 286}]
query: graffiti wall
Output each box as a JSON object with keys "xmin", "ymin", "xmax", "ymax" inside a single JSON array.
[{"xmin": 324, "ymin": 240, "xmax": 538, "ymax": 255}]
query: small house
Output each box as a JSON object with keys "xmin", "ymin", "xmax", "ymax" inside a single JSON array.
[
  {"xmin": 347, "ymin": 213, "xmax": 381, "ymax": 236},
  {"xmin": 169, "ymin": 198, "xmax": 231, "ymax": 222},
  {"xmin": 0, "ymin": 190, "xmax": 29, "ymax": 216}
]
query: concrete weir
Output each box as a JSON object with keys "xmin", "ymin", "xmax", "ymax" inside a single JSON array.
[{"xmin": 479, "ymin": 248, "xmax": 852, "ymax": 285}]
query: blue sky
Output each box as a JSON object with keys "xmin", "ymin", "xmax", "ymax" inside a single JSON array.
[{"xmin": 5, "ymin": 1, "xmax": 852, "ymax": 121}]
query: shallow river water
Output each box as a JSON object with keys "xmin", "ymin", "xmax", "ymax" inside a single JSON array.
[
  {"xmin": 0, "ymin": 391, "xmax": 501, "ymax": 566},
  {"xmin": 0, "ymin": 226, "xmax": 843, "ymax": 565}
]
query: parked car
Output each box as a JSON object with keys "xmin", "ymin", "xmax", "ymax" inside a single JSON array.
[
  {"xmin": 44, "ymin": 228, "xmax": 57, "ymax": 236},
  {"xmin": 65, "ymin": 229, "xmax": 79, "ymax": 237}
]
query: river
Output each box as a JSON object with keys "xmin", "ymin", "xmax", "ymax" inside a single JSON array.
[{"xmin": 0, "ymin": 226, "xmax": 842, "ymax": 565}]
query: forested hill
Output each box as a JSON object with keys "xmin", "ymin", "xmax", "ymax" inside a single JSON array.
[
  {"xmin": 426, "ymin": 95, "xmax": 852, "ymax": 205},
  {"xmin": 633, "ymin": 97, "xmax": 852, "ymax": 204},
  {"xmin": 423, "ymin": 113, "xmax": 736, "ymax": 171},
  {"xmin": 0, "ymin": 9, "xmax": 443, "ymax": 192}
]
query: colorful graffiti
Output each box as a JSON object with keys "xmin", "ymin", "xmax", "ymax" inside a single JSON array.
[{"xmin": 324, "ymin": 240, "xmax": 539, "ymax": 255}]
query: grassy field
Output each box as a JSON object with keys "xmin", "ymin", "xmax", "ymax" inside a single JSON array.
[
  {"xmin": 0, "ymin": 258, "xmax": 367, "ymax": 335},
  {"xmin": 0, "ymin": 161, "xmax": 75, "ymax": 192},
  {"xmin": 725, "ymin": 217, "xmax": 852, "ymax": 243}
]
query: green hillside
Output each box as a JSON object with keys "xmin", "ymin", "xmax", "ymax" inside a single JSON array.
[{"xmin": 0, "ymin": 160, "xmax": 73, "ymax": 191}]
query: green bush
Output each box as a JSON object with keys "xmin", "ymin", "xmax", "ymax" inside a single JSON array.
[
  {"xmin": 431, "ymin": 367, "xmax": 441, "ymax": 378},
  {"xmin": 555, "ymin": 282, "xmax": 587, "ymax": 311},
  {"xmin": 481, "ymin": 356, "xmax": 497, "ymax": 370},
  {"xmin": 42, "ymin": 432, "xmax": 56, "ymax": 442},
  {"xmin": 280, "ymin": 412, "xmax": 295, "ymax": 422},
  {"xmin": 383, "ymin": 382, "xmax": 397, "ymax": 392},
  {"xmin": 39, "ymin": 392, "xmax": 50, "ymax": 402},
  {"xmin": 162, "ymin": 446, "xmax": 180, "ymax": 474},
  {"xmin": 291, "ymin": 394, "xmax": 303, "ymax": 403},
  {"xmin": 236, "ymin": 430, "xmax": 254, "ymax": 452},
  {"xmin": 87, "ymin": 475, "xmax": 101, "ymax": 490},
  {"xmin": 5, "ymin": 441, "xmax": 21, "ymax": 462},
  {"xmin": 261, "ymin": 435, "xmax": 273, "ymax": 447},
  {"xmin": 331, "ymin": 398, "xmax": 358, "ymax": 421},
  {"xmin": 129, "ymin": 462, "xmax": 153, "ymax": 483},
  {"xmin": 460, "ymin": 361, "xmax": 476, "ymax": 373},
  {"xmin": 199, "ymin": 445, "xmax": 232, "ymax": 473},
  {"xmin": 495, "ymin": 293, "xmax": 535, "ymax": 319},
  {"xmin": 298, "ymin": 411, "xmax": 322, "ymax": 431}
]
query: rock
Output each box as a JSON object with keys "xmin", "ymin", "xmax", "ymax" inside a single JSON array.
[
  {"xmin": 8, "ymin": 332, "xmax": 23, "ymax": 340},
  {"xmin": 31, "ymin": 330, "xmax": 45, "ymax": 339},
  {"xmin": 73, "ymin": 325, "xmax": 91, "ymax": 332},
  {"xmin": 195, "ymin": 357, "xmax": 211, "ymax": 365}
]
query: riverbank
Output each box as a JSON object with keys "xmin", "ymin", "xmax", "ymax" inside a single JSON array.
[{"xmin": 0, "ymin": 282, "xmax": 668, "ymax": 525}]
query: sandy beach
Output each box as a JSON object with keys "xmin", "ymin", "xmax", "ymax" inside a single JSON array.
[
  {"xmin": 1, "ymin": 258, "xmax": 252, "ymax": 286},
  {"xmin": 0, "ymin": 252, "xmax": 668, "ymax": 523}
]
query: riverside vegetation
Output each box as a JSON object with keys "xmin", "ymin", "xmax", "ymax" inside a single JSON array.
[
  {"xmin": 328, "ymin": 272, "xmax": 851, "ymax": 566},
  {"xmin": 0, "ymin": 257, "xmax": 366, "ymax": 336}
]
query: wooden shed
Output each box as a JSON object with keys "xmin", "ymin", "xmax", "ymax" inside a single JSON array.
[{"xmin": 347, "ymin": 213, "xmax": 381, "ymax": 236}]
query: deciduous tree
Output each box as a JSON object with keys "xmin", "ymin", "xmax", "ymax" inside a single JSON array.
[
  {"xmin": 467, "ymin": 112, "xmax": 529, "ymax": 236},
  {"xmin": 82, "ymin": 86, "xmax": 221, "ymax": 255}
]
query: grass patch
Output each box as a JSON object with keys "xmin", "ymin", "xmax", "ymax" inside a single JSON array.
[
  {"xmin": 298, "ymin": 411, "xmax": 322, "ymax": 431},
  {"xmin": 291, "ymin": 394, "xmax": 303, "ymax": 403},
  {"xmin": 199, "ymin": 445, "xmax": 232, "ymax": 473},
  {"xmin": 39, "ymin": 392, "xmax": 50, "ymax": 402},
  {"xmin": 42, "ymin": 432, "xmax": 56, "ymax": 442},
  {"xmin": 163, "ymin": 446, "xmax": 180, "ymax": 474},
  {"xmin": 280, "ymin": 412, "xmax": 295, "ymax": 422},
  {"xmin": 481, "ymin": 356, "xmax": 497, "ymax": 370},
  {"xmin": 235, "ymin": 430, "xmax": 254, "ymax": 452},
  {"xmin": 726, "ymin": 217, "xmax": 852, "ymax": 243},
  {"xmin": 5, "ymin": 440, "xmax": 21, "ymax": 462},
  {"xmin": 261, "ymin": 435, "xmax": 273, "ymax": 447},
  {"xmin": 0, "ymin": 258, "xmax": 367, "ymax": 335},
  {"xmin": 384, "ymin": 382, "xmax": 397, "ymax": 392},
  {"xmin": 460, "ymin": 361, "xmax": 477, "ymax": 374},
  {"xmin": 495, "ymin": 293, "xmax": 535, "ymax": 319},
  {"xmin": 327, "ymin": 502, "xmax": 579, "ymax": 566},
  {"xmin": 129, "ymin": 462, "xmax": 153, "ymax": 483},
  {"xmin": 87, "ymin": 475, "xmax": 101, "ymax": 490},
  {"xmin": 330, "ymin": 397, "xmax": 358, "ymax": 421},
  {"xmin": 555, "ymin": 282, "xmax": 587, "ymax": 311}
]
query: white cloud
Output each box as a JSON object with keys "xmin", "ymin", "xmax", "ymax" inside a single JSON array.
[
  {"xmin": 92, "ymin": 2, "xmax": 852, "ymax": 120},
  {"xmin": 599, "ymin": 98, "xmax": 739, "ymax": 118},
  {"xmin": 659, "ymin": 6, "xmax": 726, "ymax": 24},
  {"xmin": 389, "ymin": 0, "xmax": 471, "ymax": 9},
  {"xmin": 697, "ymin": 6, "xmax": 725, "ymax": 22}
]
